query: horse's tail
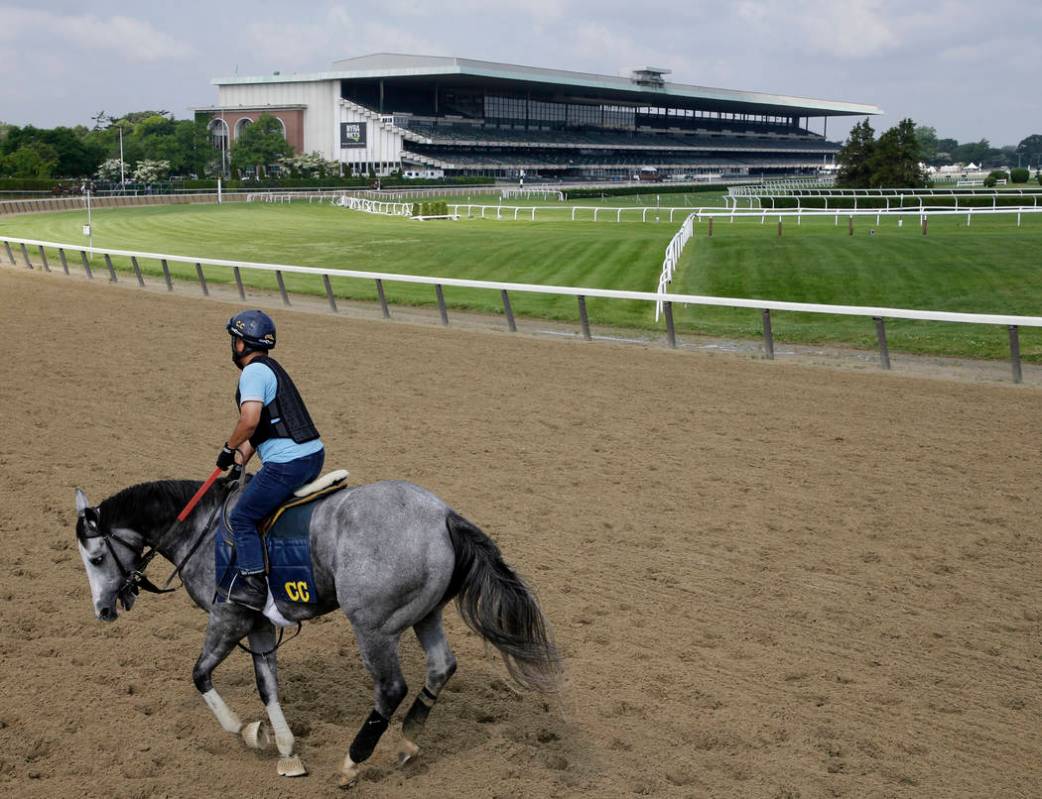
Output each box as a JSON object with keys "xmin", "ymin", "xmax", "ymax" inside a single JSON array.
[{"xmin": 444, "ymin": 511, "xmax": 561, "ymax": 692}]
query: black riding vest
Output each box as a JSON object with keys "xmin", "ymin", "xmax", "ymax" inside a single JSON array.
[{"xmin": 235, "ymin": 355, "xmax": 320, "ymax": 448}]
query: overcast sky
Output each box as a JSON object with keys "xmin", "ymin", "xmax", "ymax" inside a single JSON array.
[{"xmin": 1, "ymin": 0, "xmax": 1037, "ymax": 146}]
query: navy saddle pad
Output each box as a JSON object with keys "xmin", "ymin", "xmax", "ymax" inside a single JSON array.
[{"xmin": 215, "ymin": 483, "xmax": 345, "ymax": 607}]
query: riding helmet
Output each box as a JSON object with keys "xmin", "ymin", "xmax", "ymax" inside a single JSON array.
[{"xmin": 226, "ymin": 309, "xmax": 276, "ymax": 349}]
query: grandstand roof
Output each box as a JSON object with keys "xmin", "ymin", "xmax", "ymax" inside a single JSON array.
[{"xmin": 214, "ymin": 53, "xmax": 881, "ymax": 118}]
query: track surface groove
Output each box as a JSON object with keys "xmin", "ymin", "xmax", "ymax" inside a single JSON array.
[{"xmin": 1, "ymin": 268, "xmax": 1041, "ymax": 798}]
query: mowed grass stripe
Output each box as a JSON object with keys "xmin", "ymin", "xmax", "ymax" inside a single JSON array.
[
  {"xmin": 6, "ymin": 200, "xmax": 1042, "ymax": 360},
  {"xmin": 0, "ymin": 202, "xmax": 673, "ymax": 324},
  {"xmin": 673, "ymin": 212, "xmax": 1042, "ymax": 360}
]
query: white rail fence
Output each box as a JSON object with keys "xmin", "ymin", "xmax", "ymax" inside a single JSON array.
[
  {"xmin": 655, "ymin": 214, "xmax": 695, "ymax": 321},
  {"xmin": 500, "ymin": 188, "xmax": 565, "ymax": 201},
  {"xmin": 726, "ymin": 191, "xmax": 1042, "ymax": 210},
  {"xmin": 693, "ymin": 205, "xmax": 1042, "ymax": 228},
  {"xmin": 736, "ymin": 187, "xmax": 1042, "ymax": 197},
  {"xmin": 246, "ymin": 193, "xmax": 294, "ymax": 204},
  {"xmin": 730, "ymin": 177, "xmax": 836, "ymax": 195},
  {"xmin": 336, "ymin": 196, "xmax": 414, "ymax": 217},
  {"xmin": 2, "ymin": 234, "xmax": 1039, "ymax": 383},
  {"xmin": 447, "ymin": 203, "xmax": 698, "ymax": 223}
]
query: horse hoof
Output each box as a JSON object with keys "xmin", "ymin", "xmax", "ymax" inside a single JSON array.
[
  {"xmin": 398, "ymin": 738, "xmax": 420, "ymax": 766},
  {"xmin": 338, "ymin": 759, "xmax": 360, "ymax": 789},
  {"xmin": 277, "ymin": 755, "xmax": 307, "ymax": 777},
  {"xmin": 242, "ymin": 720, "xmax": 271, "ymax": 750}
]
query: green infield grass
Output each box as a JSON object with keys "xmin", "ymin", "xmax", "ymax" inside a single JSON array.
[
  {"xmin": 0, "ymin": 201, "xmax": 677, "ymax": 328},
  {"xmin": 2, "ymin": 199, "xmax": 1041, "ymax": 361},
  {"xmin": 673, "ymin": 210, "xmax": 1042, "ymax": 360}
]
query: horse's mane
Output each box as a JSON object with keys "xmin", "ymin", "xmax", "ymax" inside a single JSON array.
[{"xmin": 97, "ymin": 480, "xmax": 202, "ymax": 533}]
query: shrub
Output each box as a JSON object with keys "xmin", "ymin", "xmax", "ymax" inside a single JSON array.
[
  {"xmin": 0, "ymin": 177, "xmax": 61, "ymax": 190},
  {"xmin": 411, "ymin": 202, "xmax": 420, "ymax": 217},
  {"xmin": 983, "ymin": 177, "xmax": 997, "ymax": 188},
  {"xmin": 1038, "ymin": 172, "xmax": 1042, "ymax": 186},
  {"xmin": 1010, "ymin": 167, "xmax": 1030, "ymax": 183}
]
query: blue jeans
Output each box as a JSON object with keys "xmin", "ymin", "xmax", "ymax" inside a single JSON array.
[{"xmin": 229, "ymin": 449, "xmax": 324, "ymax": 574}]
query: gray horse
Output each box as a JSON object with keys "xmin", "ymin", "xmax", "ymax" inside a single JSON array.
[{"xmin": 74, "ymin": 478, "xmax": 559, "ymax": 786}]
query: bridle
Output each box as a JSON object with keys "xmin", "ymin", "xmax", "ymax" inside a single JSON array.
[
  {"xmin": 80, "ymin": 480, "xmax": 230, "ymax": 610},
  {"xmin": 79, "ymin": 471, "xmax": 301, "ymax": 656},
  {"xmin": 105, "ymin": 528, "xmax": 178, "ymax": 609}
]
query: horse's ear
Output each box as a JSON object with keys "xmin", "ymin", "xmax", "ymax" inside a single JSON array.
[{"xmin": 75, "ymin": 488, "xmax": 90, "ymax": 514}]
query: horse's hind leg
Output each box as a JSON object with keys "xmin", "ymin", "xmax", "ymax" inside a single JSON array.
[
  {"xmin": 339, "ymin": 629, "xmax": 408, "ymax": 788},
  {"xmin": 192, "ymin": 605, "xmax": 256, "ymax": 735},
  {"xmin": 399, "ymin": 608, "xmax": 457, "ymax": 764},
  {"xmin": 242, "ymin": 617, "xmax": 307, "ymax": 778}
]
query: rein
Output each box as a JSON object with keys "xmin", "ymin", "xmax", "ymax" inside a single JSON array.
[
  {"xmin": 111, "ymin": 494, "xmax": 227, "ymax": 610},
  {"xmin": 85, "ymin": 470, "xmax": 228, "ymax": 610},
  {"xmin": 87, "ymin": 469, "xmax": 304, "ymax": 656}
]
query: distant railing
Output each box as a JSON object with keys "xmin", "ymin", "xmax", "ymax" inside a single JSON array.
[
  {"xmin": 655, "ymin": 214, "xmax": 695, "ymax": 321},
  {"xmin": 731, "ymin": 176, "xmax": 836, "ymax": 195},
  {"xmin": 500, "ymin": 188, "xmax": 565, "ymax": 201},
  {"xmin": 694, "ymin": 205, "xmax": 1042, "ymax": 228},
  {"xmin": 2, "ymin": 233, "xmax": 1039, "ymax": 382},
  {"xmin": 0, "ymin": 192, "xmax": 254, "ymax": 217},
  {"xmin": 726, "ymin": 190, "xmax": 1042, "ymax": 210},
  {"xmin": 336, "ymin": 196, "xmax": 414, "ymax": 217},
  {"xmin": 447, "ymin": 203, "xmax": 699, "ymax": 223}
]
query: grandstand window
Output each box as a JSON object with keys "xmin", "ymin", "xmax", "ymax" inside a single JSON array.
[{"xmin": 208, "ymin": 118, "xmax": 228, "ymax": 151}]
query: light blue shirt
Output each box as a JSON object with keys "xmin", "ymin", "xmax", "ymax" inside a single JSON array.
[{"xmin": 238, "ymin": 361, "xmax": 324, "ymax": 464}]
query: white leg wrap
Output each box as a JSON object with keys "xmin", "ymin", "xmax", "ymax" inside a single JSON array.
[
  {"xmin": 202, "ymin": 689, "xmax": 243, "ymax": 734},
  {"xmin": 266, "ymin": 702, "xmax": 295, "ymax": 757}
]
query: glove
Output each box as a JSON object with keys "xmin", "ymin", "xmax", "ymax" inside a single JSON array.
[
  {"xmin": 218, "ymin": 463, "xmax": 244, "ymax": 486},
  {"xmin": 216, "ymin": 443, "xmax": 237, "ymax": 470}
]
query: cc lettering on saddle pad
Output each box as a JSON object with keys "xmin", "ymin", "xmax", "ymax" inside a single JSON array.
[{"xmin": 284, "ymin": 580, "xmax": 311, "ymax": 602}]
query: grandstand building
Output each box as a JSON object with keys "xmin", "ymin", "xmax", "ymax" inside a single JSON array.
[{"xmin": 198, "ymin": 53, "xmax": 880, "ymax": 181}]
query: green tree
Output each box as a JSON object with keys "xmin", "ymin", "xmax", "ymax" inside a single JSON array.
[
  {"xmin": 835, "ymin": 118, "xmax": 876, "ymax": 188},
  {"xmin": 1, "ymin": 142, "xmax": 60, "ymax": 177},
  {"xmin": 869, "ymin": 118, "xmax": 927, "ymax": 188},
  {"xmin": 951, "ymin": 139, "xmax": 996, "ymax": 166},
  {"xmin": 1, "ymin": 125, "xmax": 103, "ymax": 177},
  {"xmin": 174, "ymin": 118, "xmax": 214, "ymax": 177},
  {"xmin": 230, "ymin": 114, "xmax": 292, "ymax": 177},
  {"xmin": 935, "ymin": 137, "xmax": 958, "ymax": 164},
  {"xmin": 1016, "ymin": 134, "xmax": 1042, "ymax": 170},
  {"xmin": 914, "ymin": 124, "xmax": 939, "ymax": 164}
]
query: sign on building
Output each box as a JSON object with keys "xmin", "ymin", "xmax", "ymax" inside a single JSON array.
[{"xmin": 340, "ymin": 122, "xmax": 367, "ymax": 148}]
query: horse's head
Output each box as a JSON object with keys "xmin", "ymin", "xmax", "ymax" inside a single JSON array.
[{"xmin": 74, "ymin": 488, "xmax": 144, "ymax": 621}]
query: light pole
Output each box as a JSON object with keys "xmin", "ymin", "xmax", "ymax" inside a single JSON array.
[
  {"xmin": 117, "ymin": 123, "xmax": 125, "ymax": 189},
  {"xmin": 82, "ymin": 180, "xmax": 93, "ymax": 256},
  {"xmin": 92, "ymin": 112, "xmax": 126, "ymax": 191}
]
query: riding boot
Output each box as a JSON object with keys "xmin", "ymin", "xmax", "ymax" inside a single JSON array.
[{"xmin": 226, "ymin": 572, "xmax": 269, "ymax": 612}]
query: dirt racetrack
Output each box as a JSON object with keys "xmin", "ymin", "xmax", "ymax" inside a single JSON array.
[{"xmin": 2, "ymin": 266, "xmax": 1042, "ymax": 799}]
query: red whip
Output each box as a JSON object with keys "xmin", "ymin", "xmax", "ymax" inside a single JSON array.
[{"xmin": 177, "ymin": 466, "xmax": 224, "ymax": 522}]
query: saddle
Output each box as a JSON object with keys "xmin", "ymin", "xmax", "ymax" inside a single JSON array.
[{"xmin": 214, "ymin": 469, "xmax": 349, "ymax": 608}]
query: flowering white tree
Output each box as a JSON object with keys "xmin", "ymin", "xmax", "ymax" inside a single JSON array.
[
  {"xmin": 131, "ymin": 159, "xmax": 171, "ymax": 184},
  {"xmin": 95, "ymin": 158, "xmax": 124, "ymax": 181},
  {"xmin": 277, "ymin": 151, "xmax": 339, "ymax": 178}
]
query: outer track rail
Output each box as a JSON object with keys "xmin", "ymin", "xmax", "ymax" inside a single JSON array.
[{"xmin": 2, "ymin": 234, "xmax": 1039, "ymax": 383}]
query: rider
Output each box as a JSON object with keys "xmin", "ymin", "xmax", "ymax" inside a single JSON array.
[{"xmin": 217, "ymin": 310, "xmax": 325, "ymax": 611}]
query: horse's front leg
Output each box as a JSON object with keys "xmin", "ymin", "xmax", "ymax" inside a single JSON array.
[
  {"xmin": 193, "ymin": 604, "xmax": 256, "ymax": 736},
  {"xmin": 242, "ymin": 617, "xmax": 307, "ymax": 778}
]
